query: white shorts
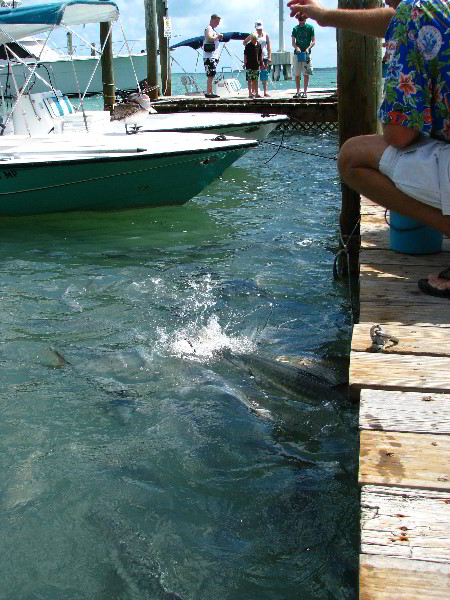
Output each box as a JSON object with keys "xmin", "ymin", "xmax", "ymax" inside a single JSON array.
[
  {"xmin": 379, "ymin": 137, "xmax": 450, "ymax": 215},
  {"xmin": 295, "ymin": 60, "xmax": 313, "ymax": 77}
]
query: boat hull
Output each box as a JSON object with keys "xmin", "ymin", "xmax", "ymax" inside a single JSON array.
[
  {"xmin": 143, "ymin": 118, "xmax": 283, "ymax": 141},
  {"xmin": 0, "ymin": 145, "xmax": 248, "ymax": 216},
  {"xmin": 0, "ymin": 53, "xmax": 147, "ymax": 96}
]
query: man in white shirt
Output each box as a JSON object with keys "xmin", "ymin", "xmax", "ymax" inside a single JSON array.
[{"xmin": 203, "ymin": 14, "xmax": 224, "ymax": 98}]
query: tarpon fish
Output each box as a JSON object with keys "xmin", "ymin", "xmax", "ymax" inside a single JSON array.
[
  {"xmin": 222, "ymin": 351, "xmax": 347, "ymax": 402},
  {"xmin": 89, "ymin": 499, "xmax": 184, "ymax": 599},
  {"xmin": 50, "ymin": 348, "xmax": 139, "ymax": 424}
]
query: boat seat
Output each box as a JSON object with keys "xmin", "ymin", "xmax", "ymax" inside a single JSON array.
[
  {"xmin": 40, "ymin": 91, "xmax": 75, "ymax": 118},
  {"xmin": 12, "ymin": 93, "xmax": 64, "ymax": 135}
]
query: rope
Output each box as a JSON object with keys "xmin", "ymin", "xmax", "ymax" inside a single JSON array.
[
  {"xmin": 263, "ymin": 129, "xmax": 286, "ymax": 164},
  {"xmin": 370, "ymin": 324, "xmax": 399, "ymax": 352},
  {"xmin": 261, "ymin": 139, "xmax": 337, "ymax": 161},
  {"xmin": 333, "ymin": 216, "xmax": 361, "ymax": 320},
  {"xmin": 118, "ymin": 18, "xmax": 141, "ymax": 92}
]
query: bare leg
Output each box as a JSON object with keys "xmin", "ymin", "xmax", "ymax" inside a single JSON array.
[
  {"xmin": 339, "ymin": 134, "xmax": 450, "ymax": 290},
  {"xmin": 295, "ymin": 75, "xmax": 301, "ymax": 94},
  {"xmin": 304, "ymin": 74, "xmax": 309, "ymax": 93},
  {"xmin": 263, "ymin": 80, "xmax": 269, "ymax": 96},
  {"xmin": 207, "ymin": 75, "xmax": 213, "ymax": 95},
  {"xmin": 247, "ymin": 79, "xmax": 253, "ymax": 96}
]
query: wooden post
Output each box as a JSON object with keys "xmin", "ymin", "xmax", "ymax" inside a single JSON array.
[
  {"xmin": 144, "ymin": 0, "xmax": 159, "ymax": 100},
  {"xmin": 157, "ymin": 0, "xmax": 172, "ymax": 96},
  {"xmin": 337, "ymin": 0, "xmax": 382, "ymax": 273},
  {"xmin": 100, "ymin": 22, "xmax": 115, "ymax": 113}
]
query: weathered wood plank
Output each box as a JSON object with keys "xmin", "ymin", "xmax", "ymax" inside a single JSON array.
[
  {"xmin": 361, "ymin": 230, "xmax": 450, "ymax": 251},
  {"xmin": 360, "ymin": 554, "xmax": 450, "ymax": 599},
  {"xmin": 360, "ymin": 485, "xmax": 450, "ymax": 562},
  {"xmin": 359, "ymin": 431, "xmax": 450, "ymax": 490},
  {"xmin": 359, "ymin": 303, "xmax": 450, "ymax": 327},
  {"xmin": 360, "ymin": 248, "xmax": 450, "ymax": 266},
  {"xmin": 350, "ymin": 353, "xmax": 450, "ymax": 394},
  {"xmin": 359, "ymin": 389, "xmax": 450, "ymax": 434},
  {"xmin": 360, "ymin": 279, "xmax": 449, "ymax": 304},
  {"xmin": 360, "ymin": 263, "xmax": 450, "ymax": 281},
  {"xmin": 351, "ymin": 324, "xmax": 450, "ymax": 355}
]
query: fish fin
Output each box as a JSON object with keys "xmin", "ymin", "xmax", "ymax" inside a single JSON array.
[{"xmin": 49, "ymin": 347, "xmax": 71, "ymax": 367}]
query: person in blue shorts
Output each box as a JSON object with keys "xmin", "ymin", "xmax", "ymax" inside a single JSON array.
[
  {"xmin": 288, "ymin": 0, "xmax": 450, "ymax": 298},
  {"xmin": 291, "ymin": 13, "xmax": 315, "ymax": 98}
]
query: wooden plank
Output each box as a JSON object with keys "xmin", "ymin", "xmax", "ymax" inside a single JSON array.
[
  {"xmin": 359, "ymin": 303, "xmax": 450, "ymax": 327},
  {"xmin": 360, "ymin": 554, "xmax": 450, "ymax": 599},
  {"xmin": 351, "ymin": 324, "xmax": 450, "ymax": 355},
  {"xmin": 360, "ymin": 279, "xmax": 450, "ymax": 304},
  {"xmin": 359, "ymin": 389, "xmax": 450, "ymax": 434},
  {"xmin": 359, "ymin": 431, "xmax": 450, "ymax": 490},
  {"xmin": 350, "ymin": 353, "xmax": 450, "ymax": 394},
  {"xmin": 360, "ymin": 248, "xmax": 450, "ymax": 266},
  {"xmin": 360, "ymin": 485, "xmax": 450, "ymax": 561},
  {"xmin": 360, "ymin": 263, "xmax": 450, "ymax": 281},
  {"xmin": 362, "ymin": 231, "xmax": 450, "ymax": 251}
]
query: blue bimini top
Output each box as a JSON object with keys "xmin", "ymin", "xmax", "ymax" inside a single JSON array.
[{"xmin": 0, "ymin": 1, "xmax": 119, "ymax": 44}]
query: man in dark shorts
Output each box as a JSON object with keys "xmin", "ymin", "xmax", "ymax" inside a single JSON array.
[
  {"xmin": 203, "ymin": 13, "xmax": 223, "ymax": 98},
  {"xmin": 244, "ymin": 33, "xmax": 263, "ymax": 98}
]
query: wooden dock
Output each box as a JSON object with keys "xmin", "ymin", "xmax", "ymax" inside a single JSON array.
[
  {"xmin": 352, "ymin": 198, "xmax": 450, "ymax": 598},
  {"xmin": 152, "ymin": 87, "xmax": 338, "ymax": 131}
]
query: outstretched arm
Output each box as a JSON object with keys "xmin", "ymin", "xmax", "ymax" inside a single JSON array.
[{"xmin": 287, "ymin": 1, "xmax": 395, "ymax": 38}]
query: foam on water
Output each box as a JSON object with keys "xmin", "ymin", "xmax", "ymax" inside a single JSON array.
[{"xmin": 164, "ymin": 315, "xmax": 256, "ymax": 362}]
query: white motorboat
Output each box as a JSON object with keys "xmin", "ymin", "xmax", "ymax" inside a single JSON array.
[
  {"xmin": 140, "ymin": 111, "xmax": 288, "ymax": 141},
  {"xmin": 0, "ymin": 1, "xmax": 258, "ymax": 216},
  {"xmin": 0, "ymin": 34, "xmax": 148, "ymax": 96}
]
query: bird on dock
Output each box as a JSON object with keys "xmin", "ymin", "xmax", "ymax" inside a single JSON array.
[{"xmin": 111, "ymin": 92, "xmax": 155, "ymax": 134}]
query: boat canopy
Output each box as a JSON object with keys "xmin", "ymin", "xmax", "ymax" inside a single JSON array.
[
  {"xmin": 0, "ymin": 1, "xmax": 119, "ymax": 44},
  {"xmin": 170, "ymin": 32, "xmax": 249, "ymax": 51}
]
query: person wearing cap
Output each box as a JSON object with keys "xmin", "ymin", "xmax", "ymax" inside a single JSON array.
[
  {"xmin": 244, "ymin": 32, "xmax": 264, "ymax": 98},
  {"xmin": 291, "ymin": 13, "xmax": 315, "ymax": 98},
  {"xmin": 203, "ymin": 14, "xmax": 224, "ymax": 98},
  {"xmin": 243, "ymin": 21, "xmax": 272, "ymax": 97}
]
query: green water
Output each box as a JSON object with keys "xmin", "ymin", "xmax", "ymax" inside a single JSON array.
[{"xmin": 0, "ymin": 129, "xmax": 358, "ymax": 599}]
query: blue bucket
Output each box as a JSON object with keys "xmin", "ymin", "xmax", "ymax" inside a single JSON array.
[
  {"xmin": 389, "ymin": 211, "xmax": 443, "ymax": 254},
  {"xmin": 296, "ymin": 51, "xmax": 307, "ymax": 62},
  {"xmin": 259, "ymin": 69, "xmax": 268, "ymax": 81}
]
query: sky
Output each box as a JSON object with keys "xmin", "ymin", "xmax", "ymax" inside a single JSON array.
[{"xmin": 23, "ymin": 0, "xmax": 338, "ymax": 72}]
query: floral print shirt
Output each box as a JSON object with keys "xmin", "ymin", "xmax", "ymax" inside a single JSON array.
[{"xmin": 379, "ymin": 0, "xmax": 450, "ymax": 141}]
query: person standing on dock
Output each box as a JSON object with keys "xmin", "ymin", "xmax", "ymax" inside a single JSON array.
[
  {"xmin": 288, "ymin": 0, "xmax": 450, "ymax": 298},
  {"xmin": 203, "ymin": 13, "xmax": 224, "ymax": 98},
  {"xmin": 243, "ymin": 21, "xmax": 272, "ymax": 97},
  {"xmin": 291, "ymin": 13, "xmax": 315, "ymax": 98},
  {"xmin": 244, "ymin": 33, "xmax": 264, "ymax": 98}
]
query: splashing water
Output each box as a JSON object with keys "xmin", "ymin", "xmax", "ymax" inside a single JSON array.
[{"xmin": 165, "ymin": 315, "xmax": 256, "ymax": 362}]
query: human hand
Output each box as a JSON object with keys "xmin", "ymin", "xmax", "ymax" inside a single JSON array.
[{"xmin": 287, "ymin": 0, "xmax": 328, "ymax": 26}]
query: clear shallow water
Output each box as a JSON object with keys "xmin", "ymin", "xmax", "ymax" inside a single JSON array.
[
  {"xmin": 0, "ymin": 130, "xmax": 358, "ymax": 599},
  {"xmin": 167, "ymin": 68, "xmax": 337, "ymax": 95}
]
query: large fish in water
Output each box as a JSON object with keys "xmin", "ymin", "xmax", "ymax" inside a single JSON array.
[
  {"xmin": 222, "ymin": 351, "xmax": 348, "ymax": 402},
  {"xmin": 89, "ymin": 499, "xmax": 183, "ymax": 599},
  {"xmin": 50, "ymin": 348, "xmax": 140, "ymax": 424}
]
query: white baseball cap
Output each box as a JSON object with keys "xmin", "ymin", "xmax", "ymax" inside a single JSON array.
[{"xmin": 255, "ymin": 21, "xmax": 263, "ymax": 28}]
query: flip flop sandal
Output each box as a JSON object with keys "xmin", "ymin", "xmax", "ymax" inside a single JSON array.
[{"xmin": 418, "ymin": 266, "xmax": 450, "ymax": 298}]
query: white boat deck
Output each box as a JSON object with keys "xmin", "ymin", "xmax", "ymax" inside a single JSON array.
[{"xmin": 0, "ymin": 130, "xmax": 257, "ymax": 163}]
